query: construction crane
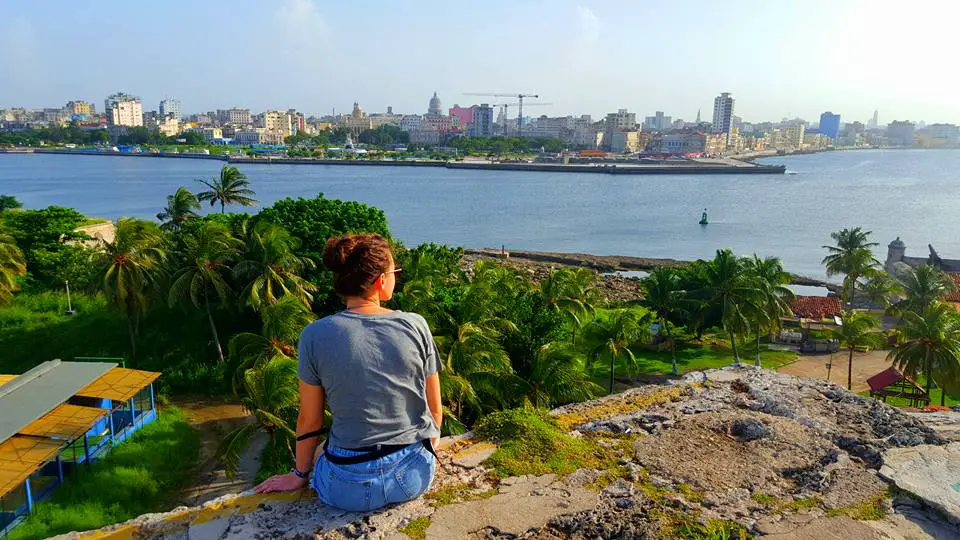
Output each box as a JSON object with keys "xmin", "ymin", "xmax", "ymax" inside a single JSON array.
[
  {"xmin": 490, "ymin": 102, "xmax": 553, "ymax": 136},
  {"xmin": 464, "ymin": 93, "xmax": 540, "ymax": 136}
]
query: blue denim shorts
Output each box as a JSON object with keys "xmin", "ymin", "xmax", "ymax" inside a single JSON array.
[{"xmin": 311, "ymin": 440, "xmax": 437, "ymax": 512}]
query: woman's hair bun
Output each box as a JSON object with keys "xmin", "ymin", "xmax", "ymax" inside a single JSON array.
[
  {"xmin": 323, "ymin": 235, "xmax": 358, "ymax": 272},
  {"xmin": 322, "ymin": 233, "xmax": 392, "ymax": 297}
]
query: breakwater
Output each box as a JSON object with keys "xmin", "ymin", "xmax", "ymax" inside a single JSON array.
[
  {"xmin": 15, "ymin": 149, "xmax": 786, "ymax": 175},
  {"xmin": 466, "ymin": 248, "xmax": 842, "ymax": 293}
]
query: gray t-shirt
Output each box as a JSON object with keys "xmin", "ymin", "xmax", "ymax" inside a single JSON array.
[{"xmin": 297, "ymin": 310, "xmax": 442, "ymax": 449}]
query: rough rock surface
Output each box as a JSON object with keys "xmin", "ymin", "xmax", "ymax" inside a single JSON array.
[{"xmin": 61, "ymin": 368, "xmax": 958, "ymax": 539}]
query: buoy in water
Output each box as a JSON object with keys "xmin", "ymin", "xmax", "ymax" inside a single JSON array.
[{"xmin": 699, "ymin": 208, "xmax": 709, "ymax": 225}]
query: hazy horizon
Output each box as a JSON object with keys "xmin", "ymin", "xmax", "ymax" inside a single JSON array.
[{"xmin": 2, "ymin": 0, "xmax": 958, "ymax": 124}]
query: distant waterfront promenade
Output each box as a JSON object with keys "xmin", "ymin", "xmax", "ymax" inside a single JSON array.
[{"xmin": 3, "ymin": 148, "xmax": 787, "ymax": 175}]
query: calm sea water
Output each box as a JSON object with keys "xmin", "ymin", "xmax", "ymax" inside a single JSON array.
[{"xmin": 1, "ymin": 149, "xmax": 958, "ymax": 280}]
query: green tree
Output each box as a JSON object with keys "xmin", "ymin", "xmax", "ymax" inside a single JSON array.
[
  {"xmin": 895, "ymin": 263, "xmax": 956, "ymax": 316},
  {"xmin": 197, "ymin": 165, "xmax": 258, "ymax": 213},
  {"xmin": 0, "ymin": 195, "xmax": 22, "ymax": 212},
  {"xmin": 182, "ymin": 131, "xmax": 207, "ymax": 146},
  {"xmin": 95, "ymin": 218, "xmax": 167, "ymax": 359},
  {"xmin": 586, "ymin": 308, "xmax": 655, "ymax": 393},
  {"xmin": 0, "ymin": 229, "xmax": 27, "ymax": 304},
  {"xmin": 862, "ymin": 272, "xmax": 903, "ymax": 310},
  {"xmin": 2, "ymin": 206, "xmax": 88, "ymax": 285},
  {"xmin": 744, "ymin": 255, "xmax": 795, "ymax": 367},
  {"xmin": 218, "ymin": 356, "xmax": 301, "ymax": 477},
  {"xmin": 831, "ymin": 311, "xmax": 882, "ymax": 390},
  {"xmin": 518, "ymin": 342, "xmax": 603, "ymax": 408},
  {"xmin": 168, "ymin": 222, "xmax": 242, "ymax": 362},
  {"xmin": 540, "ymin": 268, "xmax": 601, "ymax": 342},
  {"xmin": 641, "ymin": 267, "xmax": 687, "ymax": 375},
  {"xmin": 692, "ymin": 250, "xmax": 761, "ymax": 365},
  {"xmin": 233, "ymin": 221, "xmax": 317, "ymax": 310},
  {"xmin": 889, "ymin": 302, "xmax": 960, "ymax": 404},
  {"xmin": 157, "ymin": 187, "xmax": 201, "ymax": 232},
  {"xmin": 228, "ymin": 295, "xmax": 317, "ymax": 396},
  {"xmin": 822, "ymin": 227, "xmax": 880, "ymax": 305}
]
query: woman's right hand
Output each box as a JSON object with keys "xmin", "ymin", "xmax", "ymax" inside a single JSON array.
[{"xmin": 255, "ymin": 472, "xmax": 308, "ymax": 493}]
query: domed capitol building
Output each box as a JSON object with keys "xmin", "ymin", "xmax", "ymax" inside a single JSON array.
[{"xmin": 427, "ymin": 91, "xmax": 443, "ymax": 116}]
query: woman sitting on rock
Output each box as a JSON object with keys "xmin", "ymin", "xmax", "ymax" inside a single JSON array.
[{"xmin": 255, "ymin": 232, "xmax": 443, "ymax": 512}]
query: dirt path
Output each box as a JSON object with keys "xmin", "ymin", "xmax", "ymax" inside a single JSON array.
[
  {"xmin": 173, "ymin": 398, "xmax": 268, "ymax": 506},
  {"xmin": 777, "ymin": 350, "xmax": 893, "ymax": 393}
]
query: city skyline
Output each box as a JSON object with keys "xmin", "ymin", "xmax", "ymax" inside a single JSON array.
[{"xmin": 1, "ymin": 1, "xmax": 958, "ymax": 124}]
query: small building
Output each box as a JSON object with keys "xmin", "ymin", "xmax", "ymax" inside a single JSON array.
[
  {"xmin": 867, "ymin": 367, "xmax": 929, "ymax": 407},
  {"xmin": 0, "ymin": 360, "xmax": 159, "ymax": 535}
]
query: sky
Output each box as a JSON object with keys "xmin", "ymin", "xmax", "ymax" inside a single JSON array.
[{"xmin": 2, "ymin": 0, "xmax": 959, "ymax": 124}]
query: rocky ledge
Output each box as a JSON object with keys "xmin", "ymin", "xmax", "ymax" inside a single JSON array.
[{"xmin": 60, "ymin": 368, "xmax": 960, "ymax": 540}]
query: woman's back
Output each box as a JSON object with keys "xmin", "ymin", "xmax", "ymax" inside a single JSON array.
[{"xmin": 298, "ymin": 310, "xmax": 441, "ymax": 449}]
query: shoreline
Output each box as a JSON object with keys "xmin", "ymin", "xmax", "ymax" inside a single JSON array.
[
  {"xmin": 4, "ymin": 148, "xmax": 787, "ymax": 175},
  {"xmin": 465, "ymin": 248, "xmax": 842, "ymax": 293}
]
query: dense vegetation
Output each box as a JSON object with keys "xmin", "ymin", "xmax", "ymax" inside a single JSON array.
[{"xmin": 0, "ymin": 172, "xmax": 958, "ymax": 494}]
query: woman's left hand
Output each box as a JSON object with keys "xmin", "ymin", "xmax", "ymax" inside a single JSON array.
[{"xmin": 255, "ymin": 472, "xmax": 308, "ymax": 493}]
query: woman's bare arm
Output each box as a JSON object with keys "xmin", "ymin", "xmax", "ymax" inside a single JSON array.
[
  {"xmin": 296, "ymin": 381, "xmax": 325, "ymax": 473},
  {"xmin": 425, "ymin": 372, "xmax": 442, "ymax": 446}
]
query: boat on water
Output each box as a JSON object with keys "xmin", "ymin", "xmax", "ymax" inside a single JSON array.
[{"xmin": 699, "ymin": 209, "xmax": 709, "ymax": 225}]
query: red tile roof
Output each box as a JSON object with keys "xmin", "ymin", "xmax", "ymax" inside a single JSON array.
[{"xmin": 787, "ymin": 295, "xmax": 842, "ymax": 319}]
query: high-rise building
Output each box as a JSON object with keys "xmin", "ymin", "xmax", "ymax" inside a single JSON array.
[
  {"xmin": 469, "ymin": 104, "xmax": 495, "ymax": 137},
  {"xmin": 642, "ymin": 111, "xmax": 672, "ymax": 131},
  {"xmin": 104, "ymin": 92, "xmax": 143, "ymax": 127},
  {"xmin": 781, "ymin": 124, "xmax": 805, "ymax": 149},
  {"xmin": 427, "ymin": 92, "xmax": 443, "ymax": 116},
  {"xmin": 449, "ymin": 105, "xmax": 475, "ymax": 129},
  {"xmin": 819, "ymin": 112, "xmax": 841, "ymax": 139},
  {"xmin": 712, "ymin": 93, "xmax": 735, "ymax": 134},
  {"xmin": 159, "ymin": 99, "xmax": 181, "ymax": 119},
  {"xmin": 868, "ymin": 110, "xmax": 879, "ymax": 128}
]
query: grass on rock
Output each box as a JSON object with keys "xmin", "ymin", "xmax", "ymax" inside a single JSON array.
[
  {"xmin": 6, "ymin": 408, "xmax": 200, "ymax": 540},
  {"xmin": 399, "ymin": 516, "xmax": 432, "ymax": 540}
]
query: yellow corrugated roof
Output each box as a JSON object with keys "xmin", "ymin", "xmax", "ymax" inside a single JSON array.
[
  {"xmin": 0, "ymin": 435, "xmax": 64, "ymax": 498},
  {"xmin": 75, "ymin": 367, "xmax": 160, "ymax": 402},
  {"xmin": 19, "ymin": 404, "xmax": 108, "ymax": 441},
  {"xmin": 0, "ymin": 374, "xmax": 15, "ymax": 386}
]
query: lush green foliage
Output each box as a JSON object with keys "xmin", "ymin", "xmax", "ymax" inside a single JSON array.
[
  {"xmin": 196, "ymin": 165, "xmax": 258, "ymax": 213},
  {"xmin": 0, "ymin": 124, "xmax": 110, "ymax": 146},
  {"xmin": 0, "ymin": 195, "xmax": 23, "ymax": 212},
  {"xmin": 1, "ymin": 205, "xmax": 90, "ymax": 288},
  {"xmin": 4, "ymin": 408, "xmax": 200, "ymax": 540}
]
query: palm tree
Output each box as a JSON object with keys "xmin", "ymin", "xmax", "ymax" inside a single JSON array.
[
  {"xmin": 586, "ymin": 308, "xmax": 655, "ymax": 393},
  {"xmin": 862, "ymin": 272, "xmax": 903, "ymax": 310},
  {"xmin": 519, "ymin": 342, "xmax": 604, "ymax": 408},
  {"xmin": 895, "ymin": 264, "xmax": 956, "ymax": 316},
  {"xmin": 889, "ymin": 302, "xmax": 960, "ymax": 405},
  {"xmin": 744, "ymin": 255, "xmax": 795, "ymax": 367},
  {"xmin": 196, "ymin": 165, "xmax": 258, "ymax": 213},
  {"xmin": 228, "ymin": 295, "xmax": 317, "ymax": 395},
  {"xmin": 692, "ymin": 250, "xmax": 761, "ymax": 365},
  {"xmin": 96, "ymin": 218, "xmax": 167, "ymax": 359},
  {"xmin": 822, "ymin": 227, "xmax": 880, "ymax": 305},
  {"xmin": 168, "ymin": 222, "xmax": 242, "ymax": 362},
  {"xmin": 831, "ymin": 311, "xmax": 882, "ymax": 390},
  {"xmin": 234, "ymin": 222, "xmax": 317, "ymax": 311},
  {"xmin": 156, "ymin": 187, "xmax": 200, "ymax": 231},
  {"xmin": 218, "ymin": 356, "xmax": 301, "ymax": 477},
  {"xmin": 540, "ymin": 268, "xmax": 601, "ymax": 342},
  {"xmin": 641, "ymin": 267, "xmax": 687, "ymax": 375},
  {"xmin": 0, "ymin": 230, "xmax": 26, "ymax": 305}
]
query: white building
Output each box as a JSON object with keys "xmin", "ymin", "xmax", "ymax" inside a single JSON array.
[
  {"xmin": 643, "ymin": 111, "xmax": 672, "ymax": 132},
  {"xmin": 781, "ymin": 123, "xmax": 805, "ymax": 149},
  {"xmin": 218, "ymin": 108, "xmax": 251, "ymax": 126},
  {"xmin": 712, "ymin": 92, "xmax": 735, "ymax": 134},
  {"xmin": 104, "ymin": 92, "xmax": 143, "ymax": 127},
  {"xmin": 159, "ymin": 99, "xmax": 181, "ymax": 119},
  {"xmin": 400, "ymin": 115, "xmax": 423, "ymax": 132}
]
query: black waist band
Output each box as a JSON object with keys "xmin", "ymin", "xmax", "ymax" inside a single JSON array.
[{"xmin": 323, "ymin": 439, "xmax": 436, "ymax": 465}]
